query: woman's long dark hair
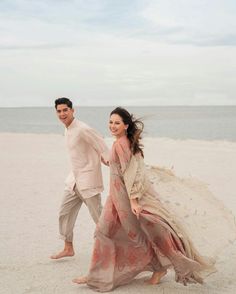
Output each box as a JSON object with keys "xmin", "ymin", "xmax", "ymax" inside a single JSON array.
[{"xmin": 110, "ymin": 107, "xmax": 144, "ymax": 157}]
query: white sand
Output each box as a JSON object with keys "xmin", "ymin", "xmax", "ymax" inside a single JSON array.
[{"xmin": 0, "ymin": 133, "xmax": 236, "ymax": 294}]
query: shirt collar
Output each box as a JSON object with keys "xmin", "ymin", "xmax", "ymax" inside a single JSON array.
[{"xmin": 66, "ymin": 118, "xmax": 77, "ymax": 130}]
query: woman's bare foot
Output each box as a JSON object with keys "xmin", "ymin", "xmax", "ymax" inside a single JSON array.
[
  {"xmin": 50, "ymin": 249, "xmax": 75, "ymax": 259},
  {"xmin": 145, "ymin": 270, "xmax": 167, "ymax": 285},
  {"xmin": 72, "ymin": 276, "xmax": 87, "ymax": 284}
]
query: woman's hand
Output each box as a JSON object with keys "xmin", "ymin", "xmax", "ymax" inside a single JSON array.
[{"xmin": 130, "ymin": 198, "xmax": 142, "ymax": 219}]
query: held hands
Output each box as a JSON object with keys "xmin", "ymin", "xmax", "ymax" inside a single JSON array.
[
  {"xmin": 130, "ymin": 198, "xmax": 142, "ymax": 219},
  {"xmin": 101, "ymin": 156, "xmax": 109, "ymax": 166}
]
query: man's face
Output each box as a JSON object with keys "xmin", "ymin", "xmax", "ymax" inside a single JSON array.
[{"xmin": 56, "ymin": 104, "xmax": 74, "ymax": 127}]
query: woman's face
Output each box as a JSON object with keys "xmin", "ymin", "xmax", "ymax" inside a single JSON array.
[{"xmin": 109, "ymin": 113, "xmax": 128, "ymax": 138}]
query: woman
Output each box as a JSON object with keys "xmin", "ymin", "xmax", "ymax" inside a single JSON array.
[{"xmin": 73, "ymin": 107, "xmax": 215, "ymax": 292}]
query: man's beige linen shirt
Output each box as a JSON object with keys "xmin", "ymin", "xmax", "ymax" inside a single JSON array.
[{"xmin": 64, "ymin": 118, "xmax": 109, "ymax": 198}]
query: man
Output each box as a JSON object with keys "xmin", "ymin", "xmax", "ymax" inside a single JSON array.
[{"xmin": 51, "ymin": 97, "xmax": 109, "ymax": 259}]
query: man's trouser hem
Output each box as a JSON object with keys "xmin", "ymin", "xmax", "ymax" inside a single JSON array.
[{"xmin": 59, "ymin": 234, "xmax": 72, "ymax": 242}]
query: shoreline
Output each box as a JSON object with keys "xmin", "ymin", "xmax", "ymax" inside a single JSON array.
[{"xmin": 1, "ymin": 131, "xmax": 236, "ymax": 143}]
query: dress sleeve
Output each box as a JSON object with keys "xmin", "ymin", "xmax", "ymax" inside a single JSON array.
[
  {"xmin": 123, "ymin": 155, "xmax": 149, "ymax": 200},
  {"xmin": 81, "ymin": 127, "xmax": 109, "ymax": 162},
  {"xmin": 114, "ymin": 139, "xmax": 148, "ymax": 200},
  {"xmin": 128, "ymin": 159, "xmax": 147, "ymax": 200}
]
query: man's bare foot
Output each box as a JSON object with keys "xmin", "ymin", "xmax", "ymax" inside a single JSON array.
[
  {"xmin": 145, "ymin": 270, "xmax": 167, "ymax": 285},
  {"xmin": 72, "ymin": 276, "xmax": 87, "ymax": 284},
  {"xmin": 50, "ymin": 249, "xmax": 75, "ymax": 259}
]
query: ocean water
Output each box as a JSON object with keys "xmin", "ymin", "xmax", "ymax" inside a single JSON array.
[{"xmin": 0, "ymin": 106, "xmax": 236, "ymax": 141}]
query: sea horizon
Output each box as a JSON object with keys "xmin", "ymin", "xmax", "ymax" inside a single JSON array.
[{"xmin": 0, "ymin": 105, "xmax": 236, "ymax": 141}]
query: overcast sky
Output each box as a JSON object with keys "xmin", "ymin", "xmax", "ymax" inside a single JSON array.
[{"xmin": 0, "ymin": 0, "xmax": 236, "ymax": 107}]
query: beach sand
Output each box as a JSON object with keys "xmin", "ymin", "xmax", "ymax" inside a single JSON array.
[{"xmin": 0, "ymin": 133, "xmax": 236, "ymax": 294}]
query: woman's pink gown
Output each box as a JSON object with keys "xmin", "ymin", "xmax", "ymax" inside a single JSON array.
[{"xmin": 86, "ymin": 136, "xmax": 214, "ymax": 292}]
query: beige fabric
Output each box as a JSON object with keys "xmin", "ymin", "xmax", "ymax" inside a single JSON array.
[
  {"xmin": 64, "ymin": 118, "xmax": 109, "ymax": 198},
  {"xmin": 125, "ymin": 154, "xmax": 236, "ymax": 260},
  {"xmin": 59, "ymin": 187, "xmax": 102, "ymax": 242},
  {"xmin": 124, "ymin": 154, "xmax": 150, "ymax": 200},
  {"xmin": 124, "ymin": 154, "xmax": 217, "ymax": 279},
  {"xmin": 146, "ymin": 166, "xmax": 236, "ymax": 258}
]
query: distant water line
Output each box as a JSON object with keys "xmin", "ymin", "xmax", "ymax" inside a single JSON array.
[{"xmin": 0, "ymin": 106, "xmax": 236, "ymax": 141}]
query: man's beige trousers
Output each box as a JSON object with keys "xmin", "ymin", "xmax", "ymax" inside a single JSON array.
[{"xmin": 59, "ymin": 187, "xmax": 102, "ymax": 242}]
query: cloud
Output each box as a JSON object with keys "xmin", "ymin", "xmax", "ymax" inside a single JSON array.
[
  {"xmin": 1, "ymin": 0, "xmax": 236, "ymax": 48},
  {"xmin": 0, "ymin": 43, "xmax": 74, "ymax": 50},
  {"xmin": 140, "ymin": 0, "xmax": 236, "ymax": 46},
  {"xmin": 0, "ymin": 0, "xmax": 236, "ymax": 106}
]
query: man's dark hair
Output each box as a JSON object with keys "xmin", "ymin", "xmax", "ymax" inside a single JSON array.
[{"xmin": 55, "ymin": 97, "xmax": 73, "ymax": 109}]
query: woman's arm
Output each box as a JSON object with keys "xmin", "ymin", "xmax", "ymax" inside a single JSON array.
[{"xmin": 115, "ymin": 140, "xmax": 144, "ymax": 218}]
